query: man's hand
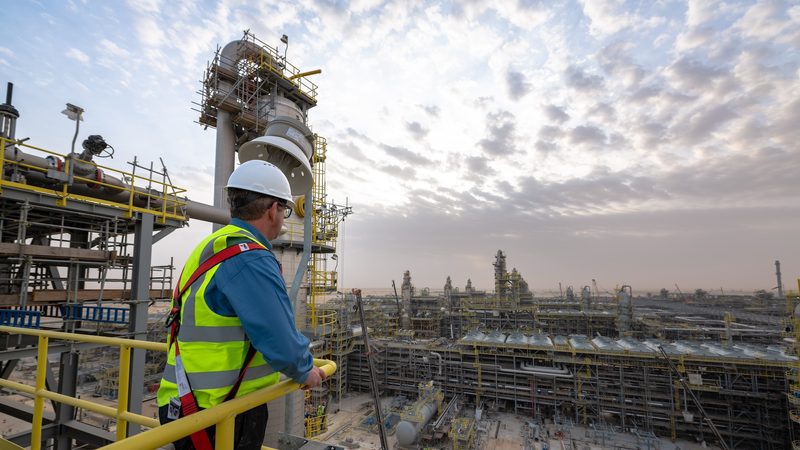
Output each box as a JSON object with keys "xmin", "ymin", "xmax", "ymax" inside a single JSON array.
[{"xmin": 301, "ymin": 366, "xmax": 327, "ymax": 390}]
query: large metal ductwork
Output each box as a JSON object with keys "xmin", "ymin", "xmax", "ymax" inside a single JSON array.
[{"xmin": 239, "ymin": 114, "xmax": 314, "ymax": 195}]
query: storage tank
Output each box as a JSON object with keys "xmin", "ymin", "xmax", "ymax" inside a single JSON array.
[
  {"xmin": 395, "ymin": 399, "xmax": 437, "ymax": 447},
  {"xmin": 395, "ymin": 381, "xmax": 443, "ymax": 447}
]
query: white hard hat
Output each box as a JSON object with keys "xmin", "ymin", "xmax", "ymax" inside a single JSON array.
[{"xmin": 226, "ymin": 160, "xmax": 296, "ymax": 208}]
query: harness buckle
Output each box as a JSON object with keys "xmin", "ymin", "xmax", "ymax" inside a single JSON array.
[{"xmin": 165, "ymin": 306, "xmax": 180, "ymax": 327}]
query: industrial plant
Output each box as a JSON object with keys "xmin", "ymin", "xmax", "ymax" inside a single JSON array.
[
  {"xmin": 308, "ymin": 256, "xmax": 797, "ymax": 450},
  {"xmin": 0, "ymin": 30, "xmax": 796, "ymax": 450}
]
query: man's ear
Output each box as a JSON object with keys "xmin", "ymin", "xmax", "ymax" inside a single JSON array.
[{"xmin": 267, "ymin": 201, "xmax": 279, "ymax": 220}]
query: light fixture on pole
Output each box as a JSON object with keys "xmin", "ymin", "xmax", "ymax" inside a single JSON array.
[
  {"xmin": 61, "ymin": 103, "xmax": 84, "ymax": 154},
  {"xmin": 280, "ymin": 34, "xmax": 288, "ymax": 61}
]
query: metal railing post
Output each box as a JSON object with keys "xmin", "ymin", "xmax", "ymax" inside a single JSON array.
[
  {"xmin": 215, "ymin": 415, "xmax": 236, "ymax": 450},
  {"xmin": 0, "ymin": 326, "xmax": 336, "ymax": 449},
  {"xmin": 116, "ymin": 345, "xmax": 131, "ymax": 440},
  {"xmin": 31, "ymin": 335, "xmax": 49, "ymax": 450}
]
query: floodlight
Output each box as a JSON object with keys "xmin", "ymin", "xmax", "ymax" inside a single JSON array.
[{"xmin": 61, "ymin": 103, "xmax": 84, "ymax": 121}]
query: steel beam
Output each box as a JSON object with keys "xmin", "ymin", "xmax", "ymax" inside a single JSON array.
[
  {"xmin": 7, "ymin": 420, "xmax": 117, "ymax": 449},
  {"xmin": 0, "ymin": 359, "xmax": 17, "ymax": 378},
  {"xmin": 44, "ymin": 357, "xmax": 59, "ymax": 413},
  {"xmin": 152, "ymin": 226, "xmax": 175, "ymax": 244},
  {"xmin": 62, "ymin": 419, "xmax": 115, "ymax": 447},
  {"xmin": 55, "ymin": 351, "xmax": 79, "ymax": 450},
  {"xmin": 126, "ymin": 212, "xmax": 153, "ymax": 436},
  {"xmin": 5, "ymin": 423, "xmax": 57, "ymax": 447},
  {"xmin": 0, "ymin": 341, "xmax": 100, "ymax": 360},
  {"xmin": 0, "ymin": 395, "xmax": 54, "ymax": 423}
]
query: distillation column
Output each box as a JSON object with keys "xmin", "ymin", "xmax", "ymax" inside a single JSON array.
[{"xmin": 199, "ymin": 31, "xmax": 318, "ymax": 439}]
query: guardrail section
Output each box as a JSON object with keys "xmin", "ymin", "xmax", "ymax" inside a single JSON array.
[{"xmin": 0, "ymin": 325, "xmax": 336, "ymax": 450}]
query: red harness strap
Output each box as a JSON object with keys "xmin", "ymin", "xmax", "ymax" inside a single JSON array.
[{"xmin": 166, "ymin": 241, "xmax": 267, "ymax": 450}]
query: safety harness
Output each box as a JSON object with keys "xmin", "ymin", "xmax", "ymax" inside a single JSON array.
[{"xmin": 165, "ymin": 241, "xmax": 267, "ymax": 450}]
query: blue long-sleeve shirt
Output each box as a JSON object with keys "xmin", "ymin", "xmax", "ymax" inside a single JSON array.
[{"xmin": 200, "ymin": 218, "xmax": 313, "ymax": 384}]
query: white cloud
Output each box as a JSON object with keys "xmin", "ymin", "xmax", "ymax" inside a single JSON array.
[
  {"xmin": 735, "ymin": 0, "xmax": 800, "ymax": 44},
  {"xmin": 97, "ymin": 39, "xmax": 129, "ymax": 57},
  {"xmin": 686, "ymin": 0, "xmax": 720, "ymax": 27},
  {"xmin": 578, "ymin": 0, "xmax": 637, "ymax": 37},
  {"xmin": 126, "ymin": 0, "xmax": 162, "ymax": 14},
  {"xmin": 491, "ymin": 2, "xmax": 550, "ymax": 30},
  {"xmin": 65, "ymin": 48, "xmax": 90, "ymax": 65},
  {"xmin": 4, "ymin": 0, "xmax": 799, "ymax": 289},
  {"xmin": 135, "ymin": 17, "xmax": 165, "ymax": 47}
]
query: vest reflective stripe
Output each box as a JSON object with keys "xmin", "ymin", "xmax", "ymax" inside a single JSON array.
[
  {"xmin": 157, "ymin": 225, "xmax": 281, "ymax": 408},
  {"xmin": 179, "ymin": 269, "xmax": 245, "ymax": 343},
  {"xmin": 163, "ymin": 363, "xmax": 276, "ymax": 390},
  {"xmin": 178, "ymin": 324, "xmax": 246, "ymax": 343}
]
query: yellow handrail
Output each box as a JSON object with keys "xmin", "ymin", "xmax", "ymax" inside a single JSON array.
[
  {"xmin": 0, "ymin": 138, "xmax": 187, "ymax": 222},
  {"xmin": 0, "ymin": 325, "xmax": 336, "ymax": 450},
  {"xmin": 104, "ymin": 361, "xmax": 335, "ymax": 450}
]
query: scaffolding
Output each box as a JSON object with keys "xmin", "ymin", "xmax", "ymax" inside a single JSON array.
[
  {"xmin": 303, "ymin": 134, "xmax": 352, "ymax": 438},
  {"xmin": 346, "ymin": 334, "xmax": 791, "ymax": 449},
  {"xmin": 0, "ymin": 128, "xmax": 184, "ymax": 447},
  {"xmin": 196, "ymin": 30, "xmax": 318, "ymax": 135},
  {"xmin": 787, "ymin": 279, "xmax": 800, "ymax": 449},
  {"xmin": 0, "ymin": 139, "xmax": 183, "ymax": 320},
  {"xmin": 339, "ymin": 264, "xmax": 794, "ymax": 443},
  {"xmin": 450, "ymin": 417, "xmax": 475, "ymax": 450}
]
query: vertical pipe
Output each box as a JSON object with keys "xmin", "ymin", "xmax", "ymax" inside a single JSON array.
[
  {"xmin": 776, "ymin": 260, "xmax": 784, "ymax": 300},
  {"xmin": 4, "ymin": 82, "xmax": 12, "ymax": 105},
  {"xmin": 70, "ymin": 111, "xmax": 81, "ymax": 154},
  {"xmin": 284, "ymin": 187, "xmax": 312, "ymax": 436},
  {"xmin": 116, "ymin": 345, "xmax": 131, "ymax": 441},
  {"xmin": 213, "ymin": 110, "xmax": 235, "ymax": 232},
  {"xmin": 31, "ymin": 335, "xmax": 49, "ymax": 450}
]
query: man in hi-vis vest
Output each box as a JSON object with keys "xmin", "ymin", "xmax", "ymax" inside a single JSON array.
[{"xmin": 157, "ymin": 160, "xmax": 326, "ymax": 450}]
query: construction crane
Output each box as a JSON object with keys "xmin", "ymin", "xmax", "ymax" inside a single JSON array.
[
  {"xmin": 658, "ymin": 346, "xmax": 730, "ymax": 450},
  {"xmin": 353, "ymin": 288, "xmax": 390, "ymax": 450},
  {"xmin": 392, "ymin": 279, "xmax": 402, "ymax": 321},
  {"xmin": 674, "ymin": 283, "xmax": 688, "ymax": 303}
]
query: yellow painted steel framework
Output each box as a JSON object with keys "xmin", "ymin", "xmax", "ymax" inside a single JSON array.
[
  {"xmin": 449, "ymin": 417, "xmax": 475, "ymax": 450},
  {"xmin": 492, "ymin": 342, "xmax": 788, "ymax": 442},
  {"xmin": 348, "ymin": 332, "xmax": 792, "ymax": 446},
  {"xmin": 0, "ymin": 138, "xmax": 187, "ymax": 224},
  {"xmin": 240, "ymin": 31, "xmax": 319, "ymax": 102},
  {"xmin": 303, "ymin": 134, "xmax": 342, "ymax": 437},
  {"xmin": 0, "ymin": 325, "xmax": 335, "ymax": 450},
  {"xmin": 787, "ymin": 279, "xmax": 800, "ymax": 448},
  {"xmin": 307, "ymin": 134, "xmax": 337, "ymax": 331}
]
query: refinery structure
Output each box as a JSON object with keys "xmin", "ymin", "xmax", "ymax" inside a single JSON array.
[{"xmin": 0, "ymin": 31, "xmax": 797, "ymax": 450}]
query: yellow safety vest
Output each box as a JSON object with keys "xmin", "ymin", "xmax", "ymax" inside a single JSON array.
[{"xmin": 157, "ymin": 224, "xmax": 281, "ymax": 408}]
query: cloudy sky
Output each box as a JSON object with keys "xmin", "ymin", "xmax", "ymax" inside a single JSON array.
[{"xmin": 1, "ymin": 0, "xmax": 798, "ymax": 294}]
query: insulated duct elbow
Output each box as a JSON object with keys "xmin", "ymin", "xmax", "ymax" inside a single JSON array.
[{"xmin": 238, "ymin": 115, "xmax": 314, "ymax": 195}]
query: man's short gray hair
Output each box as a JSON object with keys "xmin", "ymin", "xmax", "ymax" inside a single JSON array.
[{"xmin": 228, "ymin": 188, "xmax": 279, "ymax": 220}]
